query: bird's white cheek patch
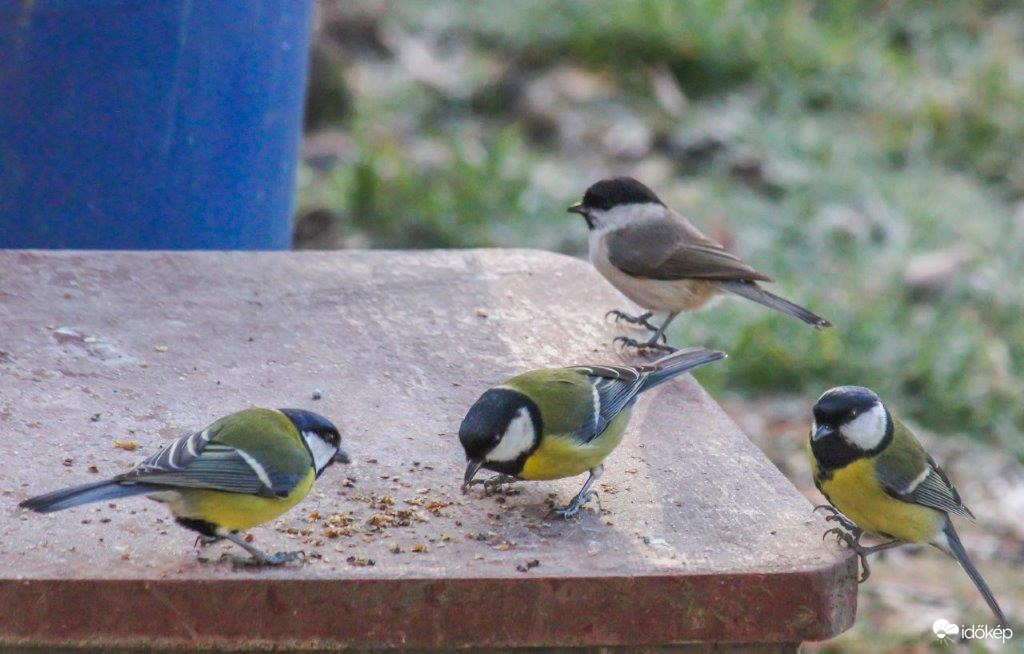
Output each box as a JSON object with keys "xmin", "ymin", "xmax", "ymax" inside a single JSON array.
[
  {"xmin": 304, "ymin": 431, "xmax": 338, "ymax": 472},
  {"xmin": 487, "ymin": 408, "xmax": 535, "ymax": 462},
  {"xmin": 591, "ymin": 202, "xmax": 666, "ymax": 235},
  {"xmin": 841, "ymin": 404, "xmax": 887, "ymax": 450}
]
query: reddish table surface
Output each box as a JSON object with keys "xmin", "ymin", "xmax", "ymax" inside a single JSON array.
[{"xmin": 0, "ymin": 250, "xmax": 855, "ymax": 650}]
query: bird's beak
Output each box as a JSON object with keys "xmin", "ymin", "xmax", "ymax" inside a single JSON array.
[
  {"xmin": 334, "ymin": 447, "xmax": 351, "ymax": 464},
  {"xmin": 812, "ymin": 424, "xmax": 835, "ymax": 442},
  {"xmin": 567, "ymin": 202, "xmax": 585, "ymax": 215},
  {"xmin": 461, "ymin": 459, "xmax": 483, "ymax": 493}
]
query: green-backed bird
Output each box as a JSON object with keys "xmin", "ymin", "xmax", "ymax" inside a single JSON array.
[
  {"xmin": 809, "ymin": 386, "xmax": 1007, "ymax": 626},
  {"xmin": 459, "ymin": 347, "xmax": 726, "ymax": 517},
  {"xmin": 19, "ymin": 408, "xmax": 349, "ymax": 566},
  {"xmin": 568, "ymin": 177, "xmax": 831, "ymax": 352}
]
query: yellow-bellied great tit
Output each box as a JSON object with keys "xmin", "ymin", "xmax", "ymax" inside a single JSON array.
[
  {"xmin": 459, "ymin": 347, "xmax": 726, "ymax": 517},
  {"xmin": 568, "ymin": 177, "xmax": 831, "ymax": 352},
  {"xmin": 809, "ymin": 386, "xmax": 1007, "ymax": 625},
  {"xmin": 19, "ymin": 408, "xmax": 349, "ymax": 566}
]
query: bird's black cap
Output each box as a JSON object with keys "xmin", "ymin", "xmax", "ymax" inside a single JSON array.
[
  {"xmin": 279, "ymin": 408, "xmax": 338, "ymax": 435},
  {"xmin": 812, "ymin": 386, "xmax": 880, "ymax": 425},
  {"xmin": 578, "ymin": 177, "xmax": 664, "ymax": 211},
  {"xmin": 279, "ymin": 408, "xmax": 349, "ymax": 466}
]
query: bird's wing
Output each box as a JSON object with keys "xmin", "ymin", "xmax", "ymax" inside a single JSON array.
[
  {"xmin": 875, "ymin": 419, "xmax": 973, "ymax": 518},
  {"xmin": 564, "ymin": 365, "xmax": 646, "ymax": 443},
  {"xmin": 604, "ymin": 215, "xmax": 772, "ymax": 282},
  {"xmin": 118, "ymin": 423, "xmax": 304, "ymax": 498}
]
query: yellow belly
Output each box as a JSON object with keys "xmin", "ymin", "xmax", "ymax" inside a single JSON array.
[
  {"xmin": 520, "ymin": 414, "xmax": 628, "ymax": 481},
  {"xmin": 820, "ymin": 458, "xmax": 943, "ymax": 543},
  {"xmin": 166, "ymin": 469, "xmax": 316, "ymax": 532}
]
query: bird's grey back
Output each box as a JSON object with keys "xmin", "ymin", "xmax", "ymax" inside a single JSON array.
[{"xmin": 603, "ymin": 210, "xmax": 771, "ymax": 282}]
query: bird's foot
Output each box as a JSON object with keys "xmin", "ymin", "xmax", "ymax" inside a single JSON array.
[
  {"xmin": 823, "ymin": 527, "xmax": 870, "ymax": 583},
  {"xmin": 548, "ymin": 490, "xmax": 598, "ymax": 519},
  {"xmin": 813, "ymin": 505, "xmax": 861, "ymax": 535},
  {"xmin": 261, "ymin": 550, "xmax": 306, "ymax": 566},
  {"xmin": 605, "ymin": 310, "xmax": 660, "ymax": 333},
  {"xmin": 221, "ymin": 549, "xmax": 306, "ymax": 568},
  {"xmin": 612, "ymin": 336, "xmax": 675, "ymax": 354},
  {"xmin": 193, "ymin": 534, "xmax": 220, "ymax": 548},
  {"xmin": 466, "ymin": 474, "xmax": 519, "ymax": 494}
]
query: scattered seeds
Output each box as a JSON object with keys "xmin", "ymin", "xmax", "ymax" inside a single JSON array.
[{"xmin": 113, "ymin": 440, "xmax": 139, "ymax": 451}]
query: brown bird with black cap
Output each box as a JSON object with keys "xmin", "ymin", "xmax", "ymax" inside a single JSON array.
[{"xmin": 569, "ymin": 176, "xmax": 831, "ymax": 352}]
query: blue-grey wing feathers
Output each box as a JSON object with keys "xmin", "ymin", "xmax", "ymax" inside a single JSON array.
[
  {"xmin": 567, "ymin": 365, "xmax": 644, "ymax": 443},
  {"xmin": 123, "ymin": 435, "xmax": 300, "ymax": 497},
  {"xmin": 132, "ymin": 426, "xmax": 214, "ymax": 473},
  {"xmin": 878, "ymin": 456, "xmax": 973, "ymax": 519},
  {"xmin": 567, "ymin": 347, "xmax": 725, "ymax": 443}
]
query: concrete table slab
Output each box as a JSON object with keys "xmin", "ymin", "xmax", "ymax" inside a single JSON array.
[{"xmin": 0, "ymin": 250, "xmax": 855, "ymax": 651}]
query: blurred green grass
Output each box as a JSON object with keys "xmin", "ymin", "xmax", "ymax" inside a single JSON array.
[{"xmin": 301, "ymin": 0, "xmax": 1024, "ymax": 458}]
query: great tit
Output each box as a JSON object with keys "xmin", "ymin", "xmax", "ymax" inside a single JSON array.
[
  {"xmin": 809, "ymin": 386, "xmax": 1007, "ymax": 626},
  {"xmin": 459, "ymin": 346, "xmax": 726, "ymax": 517},
  {"xmin": 19, "ymin": 408, "xmax": 349, "ymax": 566},
  {"xmin": 568, "ymin": 177, "xmax": 831, "ymax": 352}
]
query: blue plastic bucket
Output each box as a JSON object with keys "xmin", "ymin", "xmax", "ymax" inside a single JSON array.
[{"xmin": 0, "ymin": 0, "xmax": 312, "ymax": 249}]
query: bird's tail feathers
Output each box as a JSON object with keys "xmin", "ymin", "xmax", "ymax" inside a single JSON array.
[
  {"xmin": 643, "ymin": 347, "xmax": 726, "ymax": 390},
  {"xmin": 18, "ymin": 479, "xmax": 153, "ymax": 514},
  {"xmin": 718, "ymin": 280, "xmax": 831, "ymax": 329},
  {"xmin": 936, "ymin": 520, "xmax": 1009, "ymax": 627}
]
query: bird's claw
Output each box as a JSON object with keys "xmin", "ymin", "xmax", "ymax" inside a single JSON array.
[
  {"xmin": 813, "ymin": 505, "xmax": 861, "ymax": 534},
  {"xmin": 823, "ymin": 527, "xmax": 870, "ymax": 583},
  {"xmin": 263, "ymin": 550, "xmax": 306, "ymax": 566},
  {"xmin": 612, "ymin": 336, "xmax": 675, "ymax": 354},
  {"xmin": 548, "ymin": 491, "xmax": 599, "ymax": 519},
  {"xmin": 825, "ymin": 513, "xmax": 861, "ymax": 534},
  {"xmin": 220, "ymin": 549, "xmax": 306, "ymax": 568},
  {"xmin": 605, "ymin": 310, "xmax": 660, "ymax": 333},
  {"xmin": 465, "ymin": 474, "xmax": 518, "ymax": 494}
]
